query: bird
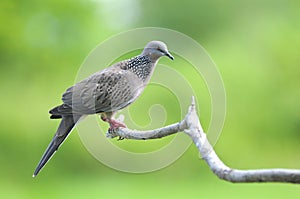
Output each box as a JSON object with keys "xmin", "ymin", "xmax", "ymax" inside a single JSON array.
[{"xmin": 33, "ymin": 41, "xmax": 174, "ymax": 177}]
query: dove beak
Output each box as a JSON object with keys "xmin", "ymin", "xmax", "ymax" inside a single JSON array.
[{"xmin": 165, "ymin": 51, "xmax": 174, "ymax": 60}]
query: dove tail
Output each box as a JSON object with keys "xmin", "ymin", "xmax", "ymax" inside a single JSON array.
[{"xmin": 33, "ymin": 115, "xmax": 81, "ymax": 177}]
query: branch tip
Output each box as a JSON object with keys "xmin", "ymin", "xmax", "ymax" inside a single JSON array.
[{"xmin": 191, "ymin": 96, "xmax": 195, "ymax": 106}]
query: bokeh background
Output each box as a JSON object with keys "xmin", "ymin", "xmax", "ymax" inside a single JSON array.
[{"xmin": 1, "ymin": 0, "xmax": 300, "ymax": 198}]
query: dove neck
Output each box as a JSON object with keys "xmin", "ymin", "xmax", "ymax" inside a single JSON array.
[{"xmin": 126, "ymin": 55, "xmax": 156, "ymax": 82}]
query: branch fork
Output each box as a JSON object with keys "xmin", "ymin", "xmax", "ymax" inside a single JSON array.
[{"xmin": 106, "ymin": 97, "xmax": 300, "ymax": 184}]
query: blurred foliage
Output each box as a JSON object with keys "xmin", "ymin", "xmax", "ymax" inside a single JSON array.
[{"xmin": 1, "ymin": 0, "xmax": 300, "ymax": 198}]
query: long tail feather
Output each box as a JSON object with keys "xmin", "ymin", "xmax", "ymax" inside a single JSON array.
[{"xmin": 33, "ymin": 115, "xmax": 81, "ymax": 177}]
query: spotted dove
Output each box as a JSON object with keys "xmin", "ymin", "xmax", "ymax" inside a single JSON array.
[{"xmin": 33, "ymin": 41, "xmax": 174, "ymax": 177}]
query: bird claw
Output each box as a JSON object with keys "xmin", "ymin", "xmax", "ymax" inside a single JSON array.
[
  {"xmin": 118, "ymin": 136, "xmax": 124, "ymax": 140},
  {"xmin": 107, "ymin": 128, "xmax": 125, "ymax": 140},
  {"xmin": 102, "ymin": 116, "xmax": 127, "ymax": 138},
  {"xmin": 108, "ymin": 128, "xmax": 115, "ymax": 134}
]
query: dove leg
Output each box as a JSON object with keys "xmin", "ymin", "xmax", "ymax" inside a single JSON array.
[
  {"xmin": 100, "ymin": 113, "xmax": 126, "ymax": 129},
  {"xmin": 108, "ymin": 118, "xmax": 126, "ymax": 129}
]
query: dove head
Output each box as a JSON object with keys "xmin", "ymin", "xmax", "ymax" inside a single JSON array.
[{"xmin": 142, "ymin": 41, "xmax": 174, "ymax": 61}]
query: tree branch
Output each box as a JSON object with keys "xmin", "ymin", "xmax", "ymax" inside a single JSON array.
[{"xmin": 106, "ymin": 97, "xmax": 300, "ymax": 184}]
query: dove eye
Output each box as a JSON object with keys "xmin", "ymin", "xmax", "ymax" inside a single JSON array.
[{"xmin": 157, "ymin": 48, "xmax": 164, "ymax": 53}]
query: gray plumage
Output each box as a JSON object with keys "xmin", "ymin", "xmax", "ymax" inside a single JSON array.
[{"xmin": 33, "ymin": 41, "xmax": 174, "ymax": 177}]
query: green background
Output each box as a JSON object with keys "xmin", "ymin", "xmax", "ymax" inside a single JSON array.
[{"xmin": 1, "ymin": 0, "xmax": 300, "ymax": 198}]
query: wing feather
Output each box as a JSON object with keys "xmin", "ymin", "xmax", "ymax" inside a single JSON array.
[{"xmin": 54, "ymin": 66, "xmax": 144, "ymax": 115}]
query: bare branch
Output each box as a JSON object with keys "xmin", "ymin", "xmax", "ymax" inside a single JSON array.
[
  {"xmin": 106, "ymin": 121, "xmax": 187, "ymax": 140},
  {"xmin": 106, "ymin": 96, "xmax": 300, "ymax": 184}
]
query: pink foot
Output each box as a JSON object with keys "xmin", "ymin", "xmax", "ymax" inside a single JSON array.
[
  {"xmin": 109, "ymin": 119, "xmax": 126, "ymax": 129},
  {"xmin": 101, "ymin": 116, "xmax": 126, "ymax": 129},
  {"xmin": 101, "ymin": 116, "xmax": 126, "ymax": 140}
]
